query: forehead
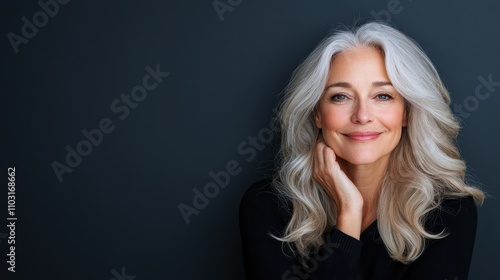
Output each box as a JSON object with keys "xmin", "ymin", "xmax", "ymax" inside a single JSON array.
[
  {"xmin": 328, "ymin": 47, "xmax": 389, "ymax": 81},
  {"xmin": 331, "ymin": 45, "xmax": 384, "ymax": 62}
]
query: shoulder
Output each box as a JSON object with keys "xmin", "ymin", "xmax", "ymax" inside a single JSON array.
[
  {"xmin": 239, "ymin": 178, "xmax": 292, "ymax": 215},
  {"xmin": 439, "ymin": 196, "xmax": 476, "ymax": 215},
  {"xmin": 239, "ymin": 179, "xmax": 292, "ymax": 232},
  {"xmin": 426, "ymin": 196, "xmax": 478, "ymax": 234},
  {"xmin": 409, "ymin": 196, "xmax": 479, "ymax": 278},
  {"xmin": 438, "ymin": 196, "xmax": 477, "ymax": 222}
]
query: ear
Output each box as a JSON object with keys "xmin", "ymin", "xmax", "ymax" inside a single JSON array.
[{"xmin": 314, "ymin": 109, "xmax": 322, "ymax": 129}]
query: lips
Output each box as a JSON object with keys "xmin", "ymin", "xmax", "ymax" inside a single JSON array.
[{"xmin": 344, "ymin": 131, "xmax": 382, "ymax": 141}]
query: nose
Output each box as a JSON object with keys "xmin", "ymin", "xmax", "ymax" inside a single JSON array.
[{"xmin": 351, "ymin": 99, "xmax": 374, "ymax": 124}]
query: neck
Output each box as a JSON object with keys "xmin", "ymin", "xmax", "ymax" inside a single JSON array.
[{"xmin": 337, "ymin": 156, "xmax": 389, "ymax": 229}]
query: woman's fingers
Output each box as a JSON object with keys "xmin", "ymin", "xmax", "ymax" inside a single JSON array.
[
  {"xmin": 313, "ymin": 136, "xmax": 363, "ymax": 208},
  {"xmin": 322, "ymin": 143, "xmax": 337, "ymax": 171},
  {"xmin": 315, "ymin": 138, "xmax": 337, "ymax": 176},
  {"xmin": 313, "ymin": 139, "xmax": 338, "ymax": 197},
  {"xmin": 314, "ymin": 140, "xmax": 325, "ymax": 170}
]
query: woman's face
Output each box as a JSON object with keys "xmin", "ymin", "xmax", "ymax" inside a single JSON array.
[{"xmin": 315, "ymin": 46, "xmax": 407, "ymax": 166}]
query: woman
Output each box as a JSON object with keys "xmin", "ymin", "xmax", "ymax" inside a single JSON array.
[{"xmin": 239, "ymin": 22, "xmax": 484, "ymax": 280}]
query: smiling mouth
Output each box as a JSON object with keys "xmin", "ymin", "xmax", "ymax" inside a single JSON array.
[{"xmin": 343, "ymin": 132, "xmax": 382, "ymax": 142}]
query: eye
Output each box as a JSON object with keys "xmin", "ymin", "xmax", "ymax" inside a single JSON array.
[
  {"xmin": 330, "ymin": 94, "xmax": 348, "ymax": 102},
  {"xmin": 376, "ymin": 93, "xmax": 393, "ymax": 101}
]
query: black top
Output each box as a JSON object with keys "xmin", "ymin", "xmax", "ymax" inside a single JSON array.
[{"xmin": 239, "ymin": 179, "xmax": 478, "ymax": 280}]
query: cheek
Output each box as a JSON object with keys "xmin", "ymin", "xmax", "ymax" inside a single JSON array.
[
  {"xmin": 380, "ymin": 107, "xmax": 406, "ymax": 129},
  {"xmin": 319, "ymin": 109, "xmax": 346, "ymax": 130},
  {"xmin": 318, "ymin": 109, "xmax": 345, "ymax": 152}
]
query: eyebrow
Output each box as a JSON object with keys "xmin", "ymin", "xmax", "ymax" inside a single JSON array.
[{"xmin": 325, "ymin": 81, "xmax": 393, "ymax": 89}]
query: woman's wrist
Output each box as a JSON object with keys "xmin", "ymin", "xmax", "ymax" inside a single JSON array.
[{"xmin": 336, "ymin": 208, "xmax": 363, "ymax": 240}]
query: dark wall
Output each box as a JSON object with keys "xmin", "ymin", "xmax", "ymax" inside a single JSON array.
[{"xmin": 1, "ymin": 0, "xmax": 499, "ymax": 279}]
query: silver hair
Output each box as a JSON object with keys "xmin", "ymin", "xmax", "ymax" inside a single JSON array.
[{"xmin": 274, "ymin": 22, "xmax": 484, "ymax": 263}]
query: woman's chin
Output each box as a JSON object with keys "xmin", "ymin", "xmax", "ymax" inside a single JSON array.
[{"xmin": 336, "ymin": 154, "xmax": 384, "ymax": 166}]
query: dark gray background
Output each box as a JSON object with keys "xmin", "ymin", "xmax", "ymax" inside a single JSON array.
[{"xmin": 1, "ymin": 0, "xmax": 499, "ymax": 279}]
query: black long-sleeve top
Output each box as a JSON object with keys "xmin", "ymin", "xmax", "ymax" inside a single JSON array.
[{"xmin": 239, "ymin": 179, "xmax": 478, "ymax": 280}]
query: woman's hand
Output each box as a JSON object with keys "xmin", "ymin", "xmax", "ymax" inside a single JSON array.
[{"xmin": 313, "ymin": 135, "xmax": 363, "ymax": 239}]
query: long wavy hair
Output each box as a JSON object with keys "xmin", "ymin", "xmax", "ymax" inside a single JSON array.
[{"xmin": 273, "ymin": 22, "xmax": 484, "ymax": 263}]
